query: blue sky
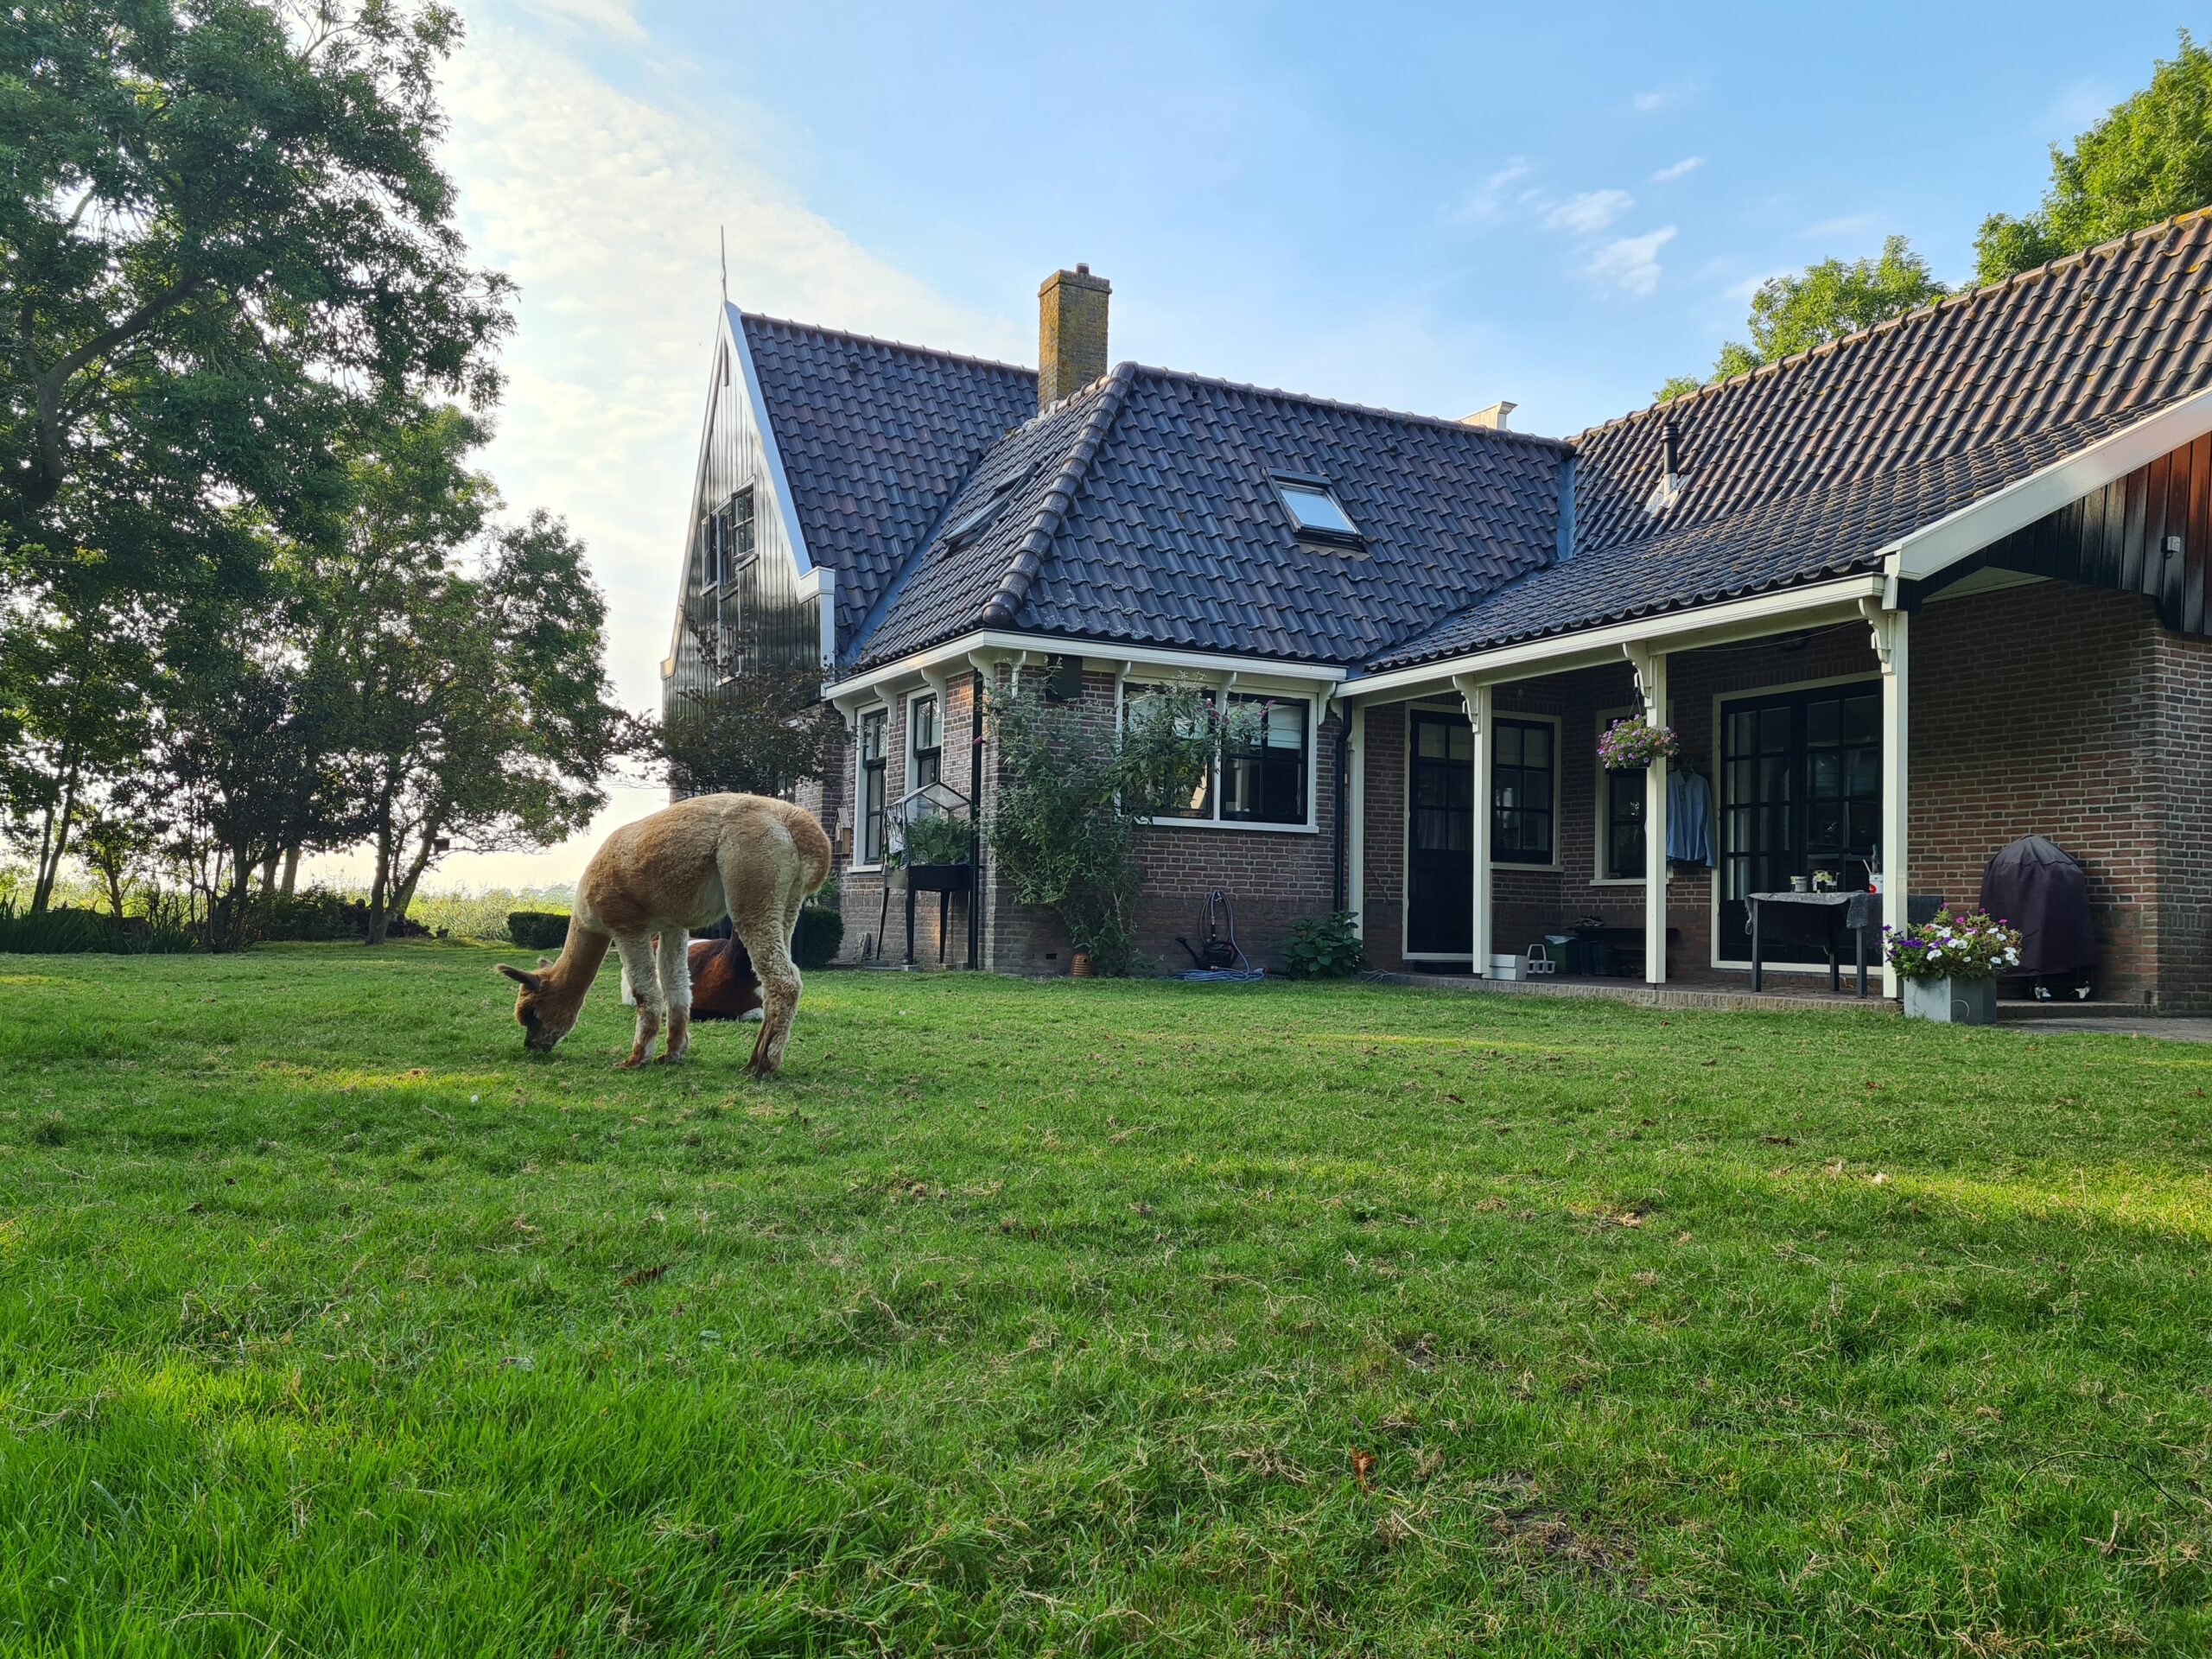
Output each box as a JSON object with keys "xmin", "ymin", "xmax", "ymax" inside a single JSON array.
[{"xmin": 341, "ymin": 0, "xmax": 2193, "ymax": 889}]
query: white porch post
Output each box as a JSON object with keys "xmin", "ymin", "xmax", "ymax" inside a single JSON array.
[
  {"xmin": 1864, "ymin": 600, "xmax": 1910, "ymax": 997},
  {"xmin": 1347, "ymin": 703, "xmax": 1367, "ymax": 939},
  {"xmin": 1453, "ymin": 676, "xmax": 1493, "ymax": 976},
  {"xmin": 1625, "ymin": 644, "xmax": 1669, "ymax": 985}
]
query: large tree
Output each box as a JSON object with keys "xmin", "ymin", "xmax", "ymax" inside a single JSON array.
[
  {"xmin": 1, "ymin": 0, "xmax": 512, "ymax": 899},
  {"xmin": 1977, "ymin": 32, "xmax": 2212, "ymax": 283},
  {"xmin": 1657, "ymin": 237, "xmax": 1948, "ymax": 402}
]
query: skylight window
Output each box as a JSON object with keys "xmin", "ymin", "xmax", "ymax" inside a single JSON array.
[{"xmin": 1275, "ymin": 479, "xmax": 1359, "ymax": 538}]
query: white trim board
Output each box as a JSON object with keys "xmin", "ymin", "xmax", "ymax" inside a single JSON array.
[{"xmin": 1883, "ymin": 384, "xmax": 2212, "ymax": 594}]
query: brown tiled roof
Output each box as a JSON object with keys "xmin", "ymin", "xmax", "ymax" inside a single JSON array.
[{"xmin": 1371, "ymin": 208, "xmax": 2212, "ymax": 670}]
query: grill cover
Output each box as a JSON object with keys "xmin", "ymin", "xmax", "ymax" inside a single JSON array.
[{"xmin": 1978, "ymin": 835, "xmax": 2096, "ymax": 976}]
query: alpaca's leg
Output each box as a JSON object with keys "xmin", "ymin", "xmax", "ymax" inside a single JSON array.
[
  {"xmin": 738, "ymin": 880, "xmax": 808, "ymax": 1080},
  {"xmin": 722, "ymin": 853, "xmax": 804, "ymax": 1079},
  {"xmin": 612, "ymin": 931, "xmax": 662, "ymax": 1068},
  {"xmin": 655, "ymin": 927, "xmax": 691, "ymax": 1063}
]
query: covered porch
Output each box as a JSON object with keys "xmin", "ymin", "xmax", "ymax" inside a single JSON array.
[{"xmin": 1341, "ymin": 398, "xmax": 2212, "ymax": 1012}]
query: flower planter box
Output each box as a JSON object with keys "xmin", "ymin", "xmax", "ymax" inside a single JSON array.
[
  {"xmin": 886, "ymin": 861, "xmax": 972, "ymax": 894},
  {"xmin": 1903, "ymin": 975, "xmax": 1997, "ymax": 1026}
]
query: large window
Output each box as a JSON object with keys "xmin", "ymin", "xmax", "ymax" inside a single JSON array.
[
  {"xmin": 1491, "ymin": 717, "xmax": 1555, "ymax": 865},
  {"xmin": 1220, "ymin": 697, "xmax": 1307, "ymax": 823},
  {"xmin": 909, "ymin": 694, "xmax": 942, "ymax": 793},
  {"xmin": 858, "ymin": 709, "xmax": 887, "ymax": 866},
  {"xmin": 1126, "ymin": 685, "xmax": 1313, "ymax": 829}
]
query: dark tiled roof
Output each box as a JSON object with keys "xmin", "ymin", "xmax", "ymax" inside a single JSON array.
[
  {"xmin": 1370, "ymin": 210, "xmax": 2212, "ymax": 671},
  {"xmin": 858, "ymin": 365, "xmax": 1567, "ymax": 667},
  {"xmin": 735, "ymin": 309, "xmax": 1037, "ymax": 643}
]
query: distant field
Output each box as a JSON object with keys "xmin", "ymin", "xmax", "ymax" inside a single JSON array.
[{"xmin": 3, "ymin": 945, "xmax": 2210, "ymax": 1656}]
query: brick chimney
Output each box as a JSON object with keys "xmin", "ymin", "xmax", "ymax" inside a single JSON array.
[{"xmin": 1037, "ymin": 264, "xmax": 1110, "ymax": 410}]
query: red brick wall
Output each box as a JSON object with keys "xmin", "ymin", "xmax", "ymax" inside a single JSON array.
[{"xmin": 980, "ymin": 666, "xmax": 1344, "ymax": 976}]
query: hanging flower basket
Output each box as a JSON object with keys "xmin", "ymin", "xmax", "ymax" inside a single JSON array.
[{"xmin": 1597, "ymin": 715, "xmax": 1681, "ymax": 771}]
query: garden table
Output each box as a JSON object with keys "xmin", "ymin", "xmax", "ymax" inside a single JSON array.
[{"xmin": 1745, "ymin": 890, "xmax": 1882, "ymax": 996}]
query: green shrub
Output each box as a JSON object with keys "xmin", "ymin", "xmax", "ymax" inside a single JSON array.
[
  {"xmin": 0, "ymin": 901, "xmax": 194, "ymax": 954},
  {"xmin": 794, "ymin": 904, "xmax": 844, "ymax": 970},
  {"xmin": 1278, "ymin": 912, "xmax": 1369, "ymax": 979},
  {"xmin": 507, "ymin": 911, "xmax": 570, "ymax": 950}
]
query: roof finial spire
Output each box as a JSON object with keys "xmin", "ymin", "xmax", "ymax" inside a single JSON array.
[{"xmin": 719, "ymin": 226, "xmax": 728, "ymax": 304}]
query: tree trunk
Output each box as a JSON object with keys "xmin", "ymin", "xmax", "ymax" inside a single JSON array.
[
  {"xmin": 365, "ymin": 801, "xmax": 395, "ymax": 946},
  {"xmin": 30, "ymin": 762, "xmax": 81, "ymax": 914},
  {"xmin": 389, "ymin": 822, "xmax": 441, "ymax": 931},
  {"xmin": 279, "ymin": 845, "xmax": 301, "ymax": 899}
]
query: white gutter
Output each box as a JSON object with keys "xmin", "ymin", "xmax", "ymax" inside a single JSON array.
[
  {"xmin": 829, "ymin": 628, "xmax": 1349, "ymax": 701},
  {"xmin": 1881, "ymin": 384, "xmax": 2212, "ymax": 601},
  {"xmin": 1343, "ymin": 575, "xmax": 1885, "ymax": 700}
]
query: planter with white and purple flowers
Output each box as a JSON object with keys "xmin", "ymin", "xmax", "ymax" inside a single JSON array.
[
  {"xmin": 1597, "ymin": 716, "xmax": 1681, "ymax": 772},
  {"xmin": 1885, "ymin": 906, "xmax": 2023, "ymax": 1024}
]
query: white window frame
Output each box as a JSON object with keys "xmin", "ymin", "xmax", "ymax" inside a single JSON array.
[
  {"xmin": 906, "ymin": 687, "xmax": 944, "ymax": 798},
  {"xmin": 851, "ymin": 702, "xmax": 890, "ymax": 873},
  {"xmin": 1707, "ymin": 668, "xmax": 1885, "ymax": 974},
  {"xmin": 1116, "ymin": 679, "xmax": 1321, "ymax": 835},
  {"xmin": 1489, "ymin": 709, "xmax": 1561, "ymax": 874}
]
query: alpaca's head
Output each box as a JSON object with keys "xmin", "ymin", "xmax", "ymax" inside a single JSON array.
[{"xmin": 498, "ymin": 960, "xmax": 577, "ymax": 1052}]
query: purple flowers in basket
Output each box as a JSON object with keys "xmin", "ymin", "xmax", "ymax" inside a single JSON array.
[{"xmin": 1597, "ymin": 716, "xmax": 1681, "ymax": 771}]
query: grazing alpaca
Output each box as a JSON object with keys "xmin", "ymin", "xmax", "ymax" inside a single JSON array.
[
  {"xmin": 498, "ymin": 793, "xmax": 830, "ymax": 1076},
  {"xmin": 626, "ymin": 935, "xmax": 763, "ymax": 1023}
]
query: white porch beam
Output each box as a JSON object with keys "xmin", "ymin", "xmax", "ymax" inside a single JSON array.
[
  {"xmin": 1862, "ymin": 598, "xmax": 1910, "ymax": 997},
  {"xmin": 1452, "ymin": 675, "xmax": 1494, "ymax": 976},
  {"xmin": 1344, "ymin": 576, "xmax": 1885, "ymax": 702},
  {"xmin": 1624, "ymin": 644, "xmax": 1669, "ymax": 985}
]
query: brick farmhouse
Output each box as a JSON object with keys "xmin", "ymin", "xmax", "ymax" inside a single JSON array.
[{"xmin": 663, "ymin": 216, "xmax": 2212, "ymax": 1007}]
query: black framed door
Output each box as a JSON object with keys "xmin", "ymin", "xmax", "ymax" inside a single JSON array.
[
  {"xmin": 1718, "ymin": 680, "xmax": 1882, "ymax": 961},
  {"xmin": 1406, "ymin": 710, "xmax": 1473, "ymax": 957}
]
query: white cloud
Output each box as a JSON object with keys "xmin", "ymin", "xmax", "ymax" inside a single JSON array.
[
  {"xmin": 1798, "ymin": 212, "xmax": 1880, "ymax": 242},
  {"xmin": 511, "ymin": 0, "xmax": 646, "ymax": 41},
  {"xmin": 1442, "ymin": 156, "xmax": 1537, "ymax": 226},
  {"xmin": 1650, "ymin": 156, "xmax": 1704, "ymax": 183},
  {"xmin": 1586, "ymin": 226, "xmax": 1676, "ymax": 296},
  {"xmin": 1543, "ymin": 189, "xmax": 1634, "ymax": 234}
]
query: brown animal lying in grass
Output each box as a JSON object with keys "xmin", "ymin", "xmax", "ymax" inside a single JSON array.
[
  {"xmin": 634, "ymin": 936, "xmax": 763, "ymax": 1023},
  {"xmin": 497, "ymin": 792, "xmax": 829, "ymax": 1075}
]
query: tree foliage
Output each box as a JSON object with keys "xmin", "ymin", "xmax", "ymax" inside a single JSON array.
[
  {"xmin": 636, "ymin": 645, "xmax": 837, "ymax": 803},
  {"xmin": 1976, "ymin": 32, "xmax": 2212, "ymax": 283},
  {"xmin": 1657, "ymin": 237, "xmax": 1948, "ymax": 402},
  {"xmin": 1, "ymin": 0, "xmax": 529, "ymax": 931},
  {"xmin": 984, "ymin": 683, "xmax": 1230, "ymax": 976}
]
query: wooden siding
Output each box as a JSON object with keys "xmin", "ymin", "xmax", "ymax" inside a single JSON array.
[
  {"xmin": 1980, "ymin": 433, "xmax": 2212, "ymax": 637},
  {"xmin": 664, "ymin": 329, "xmax": 823, "ymax": 710}
]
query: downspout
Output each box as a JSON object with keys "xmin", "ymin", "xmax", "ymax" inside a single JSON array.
[
  {"xmin": 1332, "ymin": 708, "xmax": 1350, "ymax": 912},
  {"xmin": 967, "ymin": 668, "xmax": 983, "ymax": 971}
]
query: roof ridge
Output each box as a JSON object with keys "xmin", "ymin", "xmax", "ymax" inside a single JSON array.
[
  {"xmin": 1575, "ymin": 205, "xmax": 2212, "ymax": 442},
  {"xmin": 980, "ymin": 363, "xmax": 1141, "ymax": 628},
  {"xmin": 1122, "ymin": 361, "xmax": 1576, "ymax": 451},
  {"xmin": 734, "ymin": 304, "xmax": 1035, "ymax": 380}
]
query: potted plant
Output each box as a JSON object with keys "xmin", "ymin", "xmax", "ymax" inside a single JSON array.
[
  {"xmin": 1885, "ymin": 906, "xmax": 2022, "ymax": 1025},
  {"xmin": 1597, "ymin": 715, "xmax": 1681, "ymax": 771},
  {"xmin": 897, "ymin": 810, "xmax": 972, "ymax": 874}
]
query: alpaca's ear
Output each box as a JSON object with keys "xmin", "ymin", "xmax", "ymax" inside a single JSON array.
[
  {"xmin": 496, "ymin": 963, "xmax": 539, "ymax": 989},
  {"xmin": 537, "ymin": 956, "xmax": 554, "ymax": 969}
]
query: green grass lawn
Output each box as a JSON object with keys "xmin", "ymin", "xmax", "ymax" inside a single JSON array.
[{"xmin": 4, "ymin": 946, "xmax": 2211, "ymax": 1656}]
